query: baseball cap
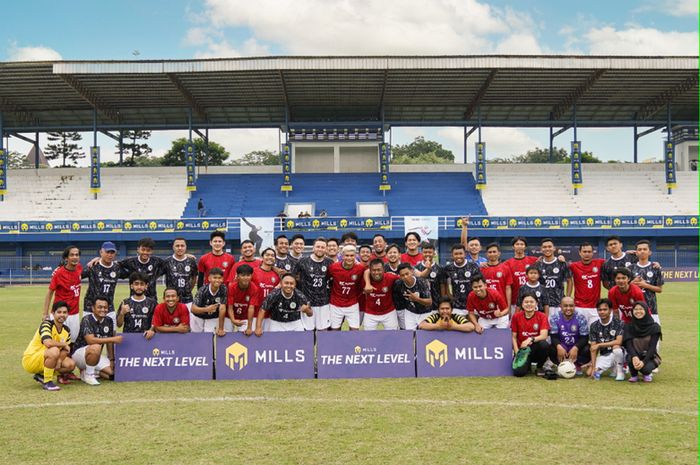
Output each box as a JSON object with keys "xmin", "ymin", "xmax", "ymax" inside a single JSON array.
[{"xmin": 101, "ymin": 241, "xmax": 117, "ymax": 252}]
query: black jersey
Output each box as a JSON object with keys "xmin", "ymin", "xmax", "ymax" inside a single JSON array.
[
  {"xmin": 261, "ymin": 288, "xmax": 310, "ymax": 322},
  {"xmin": 629, "ymin": 262, "xmax": 664, "ymax": 315},
  {"xmin": 443, "ymin": 261, "xmax": 481, "ymax": 309},
  {"xmin": 589, "ymin": 317, "xmax": 624, "ymax": 356},
  {"xmin": 120, "ymin": 256, "xmax": 166, "ymax": 299},
  {"xmin": 296, "ymin": 256, "xmax": 333, "ymax": 306},
  {"xmin": 193, "ymin": 284, "xmax": 228, "ymax": 320},
  {"xmin": 163, "ymin": 255, "xmax": 198, "ymax": 304},
  {"xmin": 120, "ymin": 295, "xmax": 157, "ymax": 333},
  {"xmin": 82, "ymin": 261, "xmax": 125, "ymax": 313},
  {"xmin": 73, "ymin": 313, "xmax": 114, "ymax": 352},
  {"xmin": 601, "ymin": 252, "xmax": 638, "ymax": 289},
  {"xmin": 393, "ymin": 276, "xmax": 432, "ymax": 314},
  {"xmin": 275, "ymin": 254, "xmax": 299, "ymax": 275},
  {"xmin": 535, "ymin": 258, "xmax": 570, "ymax": 307},
  {"xmin": 517, "ymin": 282, "xmax": 547, "ymax": 308},
  {"xmin": 415, "ymin": 262, "xmax": 447, "ymax": 310}
]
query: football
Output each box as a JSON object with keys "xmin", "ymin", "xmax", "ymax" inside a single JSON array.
[{"xmin": 557, "ymin": 361, "xmax": 577, "ymax": 379}]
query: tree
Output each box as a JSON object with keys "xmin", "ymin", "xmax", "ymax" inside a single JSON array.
[
  {"xmin": 7, "ymin": 151, "xmax": 32, "ymax": 169},
  {"xmin": 392, "ymin": 136, "xmax": 455, "ymax": 163},
  {"xmin": 230, "ymin": 149, "xmax": 280, "ymax": 166},
  {"xmin": 493, "ymin": 147, "xmax": 602, "ymax": 164},
  {"xmin": 117, "ymin": 130, "xmax": 153, "ymax": 166},
  {"xmin": 161, "ymin": 138, "xmax": 229, "ymax": 166},
  {"xmin": 44, "ymin": 131, "xmax": 84, "ymax": 167},
  {"xmin": 391, "ymin": 152, "xmax": 453, "ymax": 164}
]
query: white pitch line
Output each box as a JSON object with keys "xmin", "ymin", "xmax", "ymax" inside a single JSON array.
[{"xmin": 1, "ymin": 395, "xmax": 696, "ymax": 417}]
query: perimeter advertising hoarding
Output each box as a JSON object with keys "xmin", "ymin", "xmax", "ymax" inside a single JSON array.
[
  {"xmin": 115, "ymin": 333, "xmax": 213, "ymax": 382},
  {"xmin": 215, "ymin": 332, "xmax": 315, "ymax": 380},
  {"xmin": 416, "ymin": 329, "xmax": 512, "ymax": 378},
  {"xmin": 316, "ymin": 331, "xmax": 415, "ymax": 379}
]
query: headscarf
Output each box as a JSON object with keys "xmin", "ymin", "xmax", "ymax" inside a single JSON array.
[{"xmin": 623, "ymin": 301, "xmax": 662, "ymax": 343}]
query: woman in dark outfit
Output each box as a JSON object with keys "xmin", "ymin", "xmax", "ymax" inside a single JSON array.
[{"xmin": 623, "ymin": 301, "xmax": 661, "ymax": 383}]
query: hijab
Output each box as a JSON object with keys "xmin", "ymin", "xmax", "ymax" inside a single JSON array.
[{"xmin": 623, "ymin": 301, "xmax": 662, "ymax": 342}]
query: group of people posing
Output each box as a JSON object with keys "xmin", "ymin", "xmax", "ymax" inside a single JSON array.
[{"xmin": 23, "ymin": 222, "xmax": 663, "ymax": 390}]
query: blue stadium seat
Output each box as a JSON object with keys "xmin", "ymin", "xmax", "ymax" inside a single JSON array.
[{"xmin": 182, "ymin": 173, "xmax": 487, "ymax": 218}]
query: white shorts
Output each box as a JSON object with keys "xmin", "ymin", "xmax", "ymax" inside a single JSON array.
[
  {"xmin": 65, "ymin": 314, "xmax": 81, "ymax": 341},
  {"xmin": 313, "ymin": 305, "xmax": 331, "ymax": 330},
  {"xmin": 330, "ymin": 303, "xmax": 360, "ymax": 329},
  {"xmin": 185, "ymin": 302, "xmax": 193, "ymax": 311},
  {"xmin": 396, "ymin": 309, "xmax": 406, "ymax": 330},
  {"xmin": 363, "ymin": 311, "xmax": 399, "ymax": 330},
  {"xmin": 234, "ymin": 320, "xmax": 249, "ymax": 332},
  {"xmin": 477, "ymin": 314, "xmax": 510, "ymax": 329},
  {"xmin": 268, "ymin": 319, "xmax": 305, "ymax": 332},
  {"xmin": 595, "ymin": 348, "xmax": 624, "ymax": 373},
  {"xmin": 576, "ymin": 307, "xmax": 598, "ymax": 328},
  {"xmin": 404, "ymin": 311, "xmax": 436, "ymax": 331},
  {"xmin": 452, "ymin": 308, "xmax": 468, "ymax": 316},
  {"xmin": 190, "ymin": 315, "xmax": 233, "ymax": 333},
  {"xmin": 300, "ymin": 310, "xmax": 315, "ymax": 331},
  {"xmin": 72, "ymin": 346, "xmax": 111, "ymax": 372}
]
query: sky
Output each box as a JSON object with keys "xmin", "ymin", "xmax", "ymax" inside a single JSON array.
[{"xmin": 2, "ymin": 0, "xmax": 698, "ymax": 165}]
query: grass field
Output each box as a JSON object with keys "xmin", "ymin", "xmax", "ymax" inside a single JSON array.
[{"xmin": 0, "ymin": 283, "xmax": 697, "ymax": 465}]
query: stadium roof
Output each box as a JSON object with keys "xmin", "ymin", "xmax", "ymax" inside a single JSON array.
[{"xmin": 0, "ymin": 55, "xmax": 697, "ymax": 132}]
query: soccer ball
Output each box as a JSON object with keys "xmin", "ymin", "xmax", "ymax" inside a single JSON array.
[{"xmin": 557, "ymin": 361, "xmax": 576, "ymax": 379}]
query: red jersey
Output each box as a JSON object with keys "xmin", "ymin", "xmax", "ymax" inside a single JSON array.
[
  {"xmin": 370, "ymin": 253, "xmax": 389, "ymax": 263},
  {"xmin": 400, "ymin": 252, "xmax": 424, "ymax": 267},
  {"xmin": 608, "ymin": 284, "xmax": 647, "ymax": 324},
  {"xmin": 198, "ymin": 252, "xmax": 236, "ymax": 284},
  {"xmin": 466, "ymin": 288, "xmax": 507, "ymax": 319},
  {"xmin": 364, "ymin": 273, "xmax": 400, "ymax": 315},
  {"xmin": 328, "ymin": 262, "xmax": 366, "ymax": 307},
  {"xmin": 227, "ymin": 281, "xmax": 261, "ymax": 319},
  {"xmin": 230, "ymin": 258, "xmax": 262, "ymax": 278},
  {"xmin": 504, "ymin": 256, "xmax": 538, "ymax": 301},
  {"xmin": 252, "ymin": 267, "xmax": 279, "ymax": 318},
  {"xmin": 569, "ymin": 258, "xmax": 605, "ymax": 308},
  {"xmin": 152, "ymin": 303, "xmax": 190, "ymax": 327},
  {"xmin": 49, "ymin": 264, "xmax": 83, "ymax": 315},
  {"xmin": 511, "ymin": 311, "xmax": 550, "ymax": 346},
  {"xmin": 480, "ymin": 262, "xmax": 513, "ymax": 303}
]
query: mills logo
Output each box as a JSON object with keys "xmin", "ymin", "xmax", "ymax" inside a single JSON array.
[
  {"xmin": 225, "ymin": 342, "xmax": 248, "ymax": 371},
  {"xmin": 426, "ymin": 339, "xmax": 448, "ymax": 368},
  {"xmin": 152, "ymin": 348, "xmax": 160, "ymax": 357}
]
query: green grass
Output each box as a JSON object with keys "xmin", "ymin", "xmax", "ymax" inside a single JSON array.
[{"xmin": 0, "ymin": 283, "xmax": 697, "ymax": 465}]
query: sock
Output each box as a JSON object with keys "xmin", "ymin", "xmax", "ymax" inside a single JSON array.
[
  {"xmin": 43, "ymin": 367, "xmax": 55, "ymax": 383},
  {"xmin": 86, "ymin": 365, "xmax": 96, "ymax": 377}
]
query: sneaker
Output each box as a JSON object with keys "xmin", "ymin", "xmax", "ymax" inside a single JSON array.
[
  {"xmin": 652, "ymin": 367, "xmax": 659, "ymax": 374},
  {"xmin": 615, "ymin": 371, "xmax": 626, "ymax": 381},
  {"xmin": 542, "ymin": 359, "xmax": 555, "ymax": 372},
  {"xmin": 33, "ymin": 373, "xmax": 45, "ymax": 384},
  {"xmin": 57, "ymin": 375, "xmax": 72, "ymax": 385},
  {"xmin": 64, "ymin": 372, "xmax": 81, "ymax": 381},
  {"xmin": 628, "ymin": 376, "xmax": 639, "ymax": 383},
  {"xmin": 593, "ymin": 371, "xmax": 602, "ymax": 381},
  {"xmin": 81, "ymin": 372, "xmax": 100, "ymax": 386},
  {"xmin": 42, "ymin": 381, "xmax": 60, "ymax": 391},
  {"xmin": 536, "ymin": 367, "xmax": 546, "ymax": 377},
  {"xmin": 642, "ymin": 374, "xmax": 653, "ymax": 383}
]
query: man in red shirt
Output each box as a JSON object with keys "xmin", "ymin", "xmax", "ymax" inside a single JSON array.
[
  {"xmin": 252, "ymin": 248, "xmax": 280, "ymax": 332},
  {"xmin": 504, "ymin": 236, "xmax": 538, "ymax": 315},
  {"xmin": 511, "ymin": 294, "xmax": 551, "ymax": 376},
  {"xmin": 607, "ymin": 268, "xmax": 647, "ymax": 324},
  {"xmin": 329, "ymin": 245, "xmax": 366, "ymax": 330},
  {"xmin": 401, "ymin": 232, "xmax": 424, "ymax": 266},
  {"xmin": 227, "ymin": 264, "xmax": 260, "ymax": 335},
  {"xmin": 362, "ymin": 259, "xmax": 400, "ymax": 330},
  {"xmin": 43, "ymin": 245, "xmax": 82, "ymax": 339},
  {"xmin": 152, "ymin": 288, "xmax": 190, "ymax": 333},
  {"xmin": 230, "ymin": 240, "xmax": 262, "ymax": 278},
  {"xmin": 197, "ymin": 230, "xmax": 235, "ymax": 286},
  {"xmin": 480, "ymin": 243, "xmax": 513, "ymax": 309},
  {"xmin": 467, "ymin": 276, "xmax": 510, "ymax": 333},
  {"xmin": 567, "ymin": 241, "xmax": 606, "ymax": 327},
  {"xmin": 370, "ymin": 234, "xmax": 388, "ymax": 262}
]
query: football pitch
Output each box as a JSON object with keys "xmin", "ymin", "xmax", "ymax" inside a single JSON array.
[{"xmin": 0, "ymin": 283, "xmax": 697, "ymax": 465}]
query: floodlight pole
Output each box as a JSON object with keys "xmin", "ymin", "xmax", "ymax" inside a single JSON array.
[
  {"xmin": 667, "ymin": 104, "xmax": 672, "ymax": 195},
  {"xmin": 572, "ymin": 104, "xmax": 578, "ymax": 196},
  {"xmin": 93, "ymin": 109, "xmax": 98, "ymax": 199},
  {"xmin": 0, "ymin": 111, "xmax": 3, "ymax": 201}
]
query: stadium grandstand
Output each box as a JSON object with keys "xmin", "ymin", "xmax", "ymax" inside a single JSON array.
[{"xmin": 0, "ymin": 56, "xmax": 697, "ymax": 282}]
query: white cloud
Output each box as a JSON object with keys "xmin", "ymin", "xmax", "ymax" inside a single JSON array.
[
  {"xmin": 193, "ymin": 0, "xmax": 541, "ymax": 55},
  {"xmin": 585, "ymin": 26, "xmax": 698, "ymax": 55},
  {"xmin": 205, "ymin": 128, "xmax": 280, "ymax": 160},
  {"xmin": 495, "ymin": 33, "xmax": 543, "ymax": 54},
  {"xmin": 637, "ymin": 0, "xmax": 699, "ymax": 17},
  {"xmin": 437, "ymin": 127, "xmax": 542, "ymax": 160},
  {"xmin": 8, "ymin": 43, "xmax": 62, "ymax": 61}
]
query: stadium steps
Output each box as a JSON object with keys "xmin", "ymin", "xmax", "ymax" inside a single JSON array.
[{"xmin": 182, "ymin": 172, "xmax": 487, "ymax": 218}]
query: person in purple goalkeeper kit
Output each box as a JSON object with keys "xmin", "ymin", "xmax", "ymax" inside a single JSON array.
[{"xmin": 548, "ymin": 296, "xmax": 590, "ymax": 374}]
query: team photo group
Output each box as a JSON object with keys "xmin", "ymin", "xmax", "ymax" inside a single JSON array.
[{"xmin": 24, "ymin": 218, "xmax": 663, "ymax": 390}]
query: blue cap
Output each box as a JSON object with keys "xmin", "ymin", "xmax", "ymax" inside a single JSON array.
[{"xmin": 101, "ymin": 241, "xmax": 117, "ymax": 252}]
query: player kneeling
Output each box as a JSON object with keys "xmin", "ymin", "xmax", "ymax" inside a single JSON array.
[
  {"xmin": 588, "ymin": 298, "xmax": 625, "ymax": 381},
  {"xmin": 72, "ymin": 296, "xmax": 123, "ymax": 386},
  {"xmin": 256, "ymin": 274, "xmax": 312, "ymax": 335},
  {"xmin": 191, "ymin": 267, "xmax": 229, "ymax": 336},
  {"xmin": 511, "ymin": 295, "xmax": 550, "ymax": 377},
  {"xmin": 419, "ymin": 297, "xmax": 475, "ymax": 332},
  {"xmin": 467, "ymin": 276, "xmax": 510, "ymax": 333},
  {"xmin": 22, "ymin": 301, "xmax": 76, "ymax": 391}
]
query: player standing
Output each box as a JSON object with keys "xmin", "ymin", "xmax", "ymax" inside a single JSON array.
[
  {"xmin": 197, "ymin": 231, "xmax": 235, "ymax": 287},
  {"xmin": 401, "ymin": 232, "xmax": 424, "ymax": 266},
  {"xmin": 43, "ymin": 245, "xmax": 82, "ymax": 339},
  {"xmin": 629, "ymin": 240, "xmax": 664, "ymax": 325},
  {"xmin": 326, "ymin": 238, "xmax": 340, "ymax": 262},
  {"xmin": 230, "ymin": 240, "xmax": 262, "ymax": 277},
  {"xmin": 82, "ymin": 241, "xmax": 124, "ymax": 331},
  {"xmin": 289, "ymin": 234, "xmax": 306, "ymax": 261},
  {"xmin": 226, "ymin": 264, "xmax": 260, "ymax": 334},
  {"xmin": 273, "ymin": 235, "xmax": 296, "ymax": 275},
  {"xmin": 252, "ymin": 248, "xmax": 281, "ymax": 332},
  {"xmin": 297, "ymin": 238, "xmax": 334, "ymax": 331},
  {"xmin": 535, "ymin": 238, "xmax": 570, "ymax": 314},
  {"xmin": 444, "ymin": 244, "xmax": 481, "ymax": 316},
  {"xmin": 394, "ymin": 263, "xmax": 433, "ymax": 330},
  {"xmin": 163, "ymin": 238, "xmax": 198, "ymax": 310},
  {"xmin": 516, "ymin": 267, "xmax": 548, "ymax": 315},
  {"xmin": 460, "ymin": 217, "xmax": 487, "ymax": 265},
  {"xmin": 119, "ymin": 237, "xmax": 166, "ymax": 300},
  {"xmin": 601, "ymin": 235, "xmax": 638, "ymax": 289},
  {"xmin": 567, "ymin": 242, "xmax": 606, "ymax": 327},
  {"xmin": 480, "ymin": 243, "xmax": 513, "ymax": 309},
  {"xmin": 371, "ymin": 234, "xmax": 388, "ymax": 262},
  {"xmin": 362, "ymin": 259, "xmax": 401, "ymax": 330},
  {"xmin": 116, "ymin": 272, "xmax": 157, "ymax": 339},
  {"xmin": 415, "ymin": 243, "xmax": 447, "ymax": 313},
  {"xmin": 504, "ymin": 236, "xmax": 538, "ymax": 314},
  {"xmin": 191, "ymin": 267, "xmax": 228, "ymax": 334},
  {"xmin": 328, "ymin": 245, "xmax": 365, "ymax": 330}
]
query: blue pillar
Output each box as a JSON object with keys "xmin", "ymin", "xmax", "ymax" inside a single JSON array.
[{"xmin": 0, "ymin": 111, "xmax": 4, "ymax": 202}]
